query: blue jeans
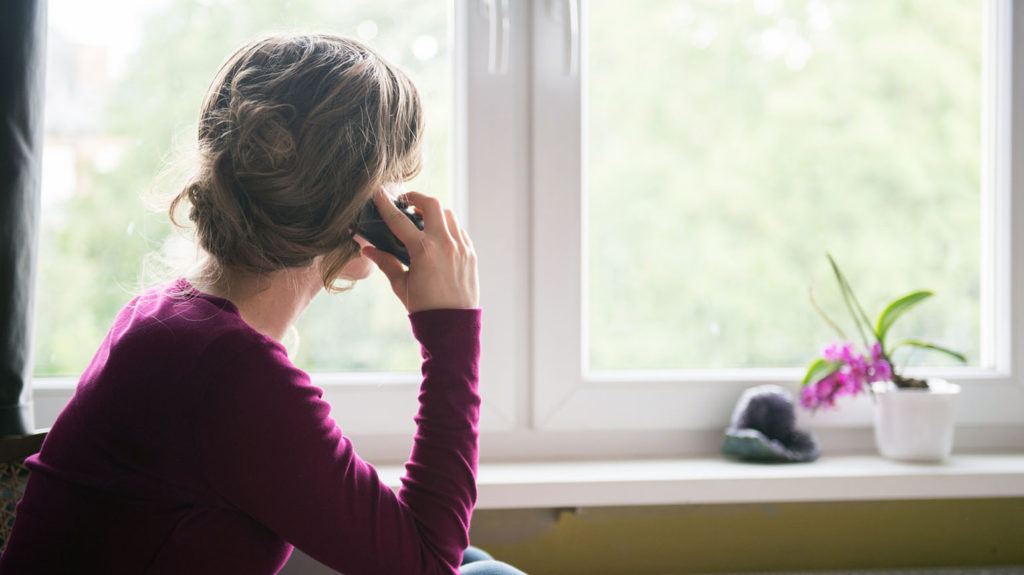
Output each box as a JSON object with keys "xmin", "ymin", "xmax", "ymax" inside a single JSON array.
[{"xmin": 460, "ymin": 546, "xmax": 526, "ymax": 575}]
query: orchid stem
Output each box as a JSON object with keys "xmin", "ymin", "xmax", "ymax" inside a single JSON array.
[
  {"xmin": 827, "ymin": 253, "xmax": 875, "ymax": 351},
  {"xmin": 809, "ymin": 284, "xmax": 848, "ymax": 341}
]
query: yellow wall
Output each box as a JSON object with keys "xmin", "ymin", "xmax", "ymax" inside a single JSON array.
[{"xmin": 470, "ymin": 498, "xmax": 1024, "ymax": 574}]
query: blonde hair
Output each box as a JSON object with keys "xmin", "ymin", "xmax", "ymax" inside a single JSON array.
[{"xmin": 170, "ymin": 33, "xmax": 423, "ymax": 291}]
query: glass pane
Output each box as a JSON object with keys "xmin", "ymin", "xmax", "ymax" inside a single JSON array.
[
  {"xmin": 35, "ymin": 0, "xmax": 450, "ymax": 376},
  {"xmin": 586, "ymin": 0, "xmax": 982, "ymax": 370}
]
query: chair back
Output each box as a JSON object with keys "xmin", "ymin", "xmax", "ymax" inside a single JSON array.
[{"xmin": 0, "ymin": 432, "xmax": 47, "ymax": 554}]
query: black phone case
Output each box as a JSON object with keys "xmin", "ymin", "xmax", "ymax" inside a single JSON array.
[{"xmin": 356, "ymin": 199, "xmax": 424, "ymax": 266}]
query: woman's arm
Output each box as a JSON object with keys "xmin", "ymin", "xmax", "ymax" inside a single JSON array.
[
  {"xmin": 399, "ymin": 307, "xmax": 482, "ymax": 565},
  {"xmin": 196, "ymin": 312, "xmax": 480, "ymax": 575},
  {"xmin": 197, "ymin": 189, "xmax": 482, "ymax": 574}
]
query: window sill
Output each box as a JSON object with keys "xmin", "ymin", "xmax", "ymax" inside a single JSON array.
[{"xmin": 377, "ymin": 453, "xmax": 1024, "ymax": 510}]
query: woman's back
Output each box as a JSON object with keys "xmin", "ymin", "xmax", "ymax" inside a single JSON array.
[
  {"xmin": 1, "ymin": 278, "xmax": 482, "ymax": 573},
  {"xmin": 0, "ymin": 32, "xmax": 497, "ymax": 575}
]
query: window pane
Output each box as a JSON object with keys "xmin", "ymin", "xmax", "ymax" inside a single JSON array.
[
  {"xmin": 586, "ymin": 0, "xmax": 982, "ymax": 370},
  {"xmin": 35, "ymin": 0, "xmax": 450, "ymax": 376}
]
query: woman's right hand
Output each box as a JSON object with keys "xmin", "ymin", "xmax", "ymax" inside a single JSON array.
[{"xmin": 361, "ymin": 188, "xmax": 479, "ymax": 313}]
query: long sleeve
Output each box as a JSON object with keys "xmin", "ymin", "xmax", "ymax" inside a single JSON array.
[{"xmin": 194, "ymin": 308, "xmax": 482, "ymax": 575}]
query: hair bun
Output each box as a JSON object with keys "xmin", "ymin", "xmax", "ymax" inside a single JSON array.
[
  {"xmin": 231, "ymin": 100, "xmax": 298, "ymax": 177},
  {"xmin": 169, "ymin": 33, "xmax": 424, "ymax": 292}
]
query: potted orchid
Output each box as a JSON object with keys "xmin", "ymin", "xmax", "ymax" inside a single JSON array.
[{"xmin": 801, "ymin": 254, "xmax": 967, "ymax": 461}]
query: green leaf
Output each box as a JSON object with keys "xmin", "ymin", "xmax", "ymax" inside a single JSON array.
[
  {"xmin": 801, "ymin": 358, "xmax": 842, "ymax": 387},
  {"xmin": 826, "ymin": 253, "xmax": 876, "ymax": 348},
  {"xmin": 876, "ymin": 291, "xmax": 933, "ymax": 349},
  {"xmin": 890, "ymin": 339, "xmax": 967, "ymax": 364},
  {"xmin": 809, "ymin": 285, "xmax": 848, "ymax": 341}
]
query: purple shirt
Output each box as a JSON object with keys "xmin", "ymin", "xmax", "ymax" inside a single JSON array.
[{"xmin": 1, "ymin": 278, "xmax": 481, "ymax": 574}]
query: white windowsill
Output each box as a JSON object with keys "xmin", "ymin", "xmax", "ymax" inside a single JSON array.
[
  {"xmin": 377, "ymin": 453, "xmax": 1024, "ymax": 510},
  {"xmin": 31, "ymin": 381, "xmax": 1024, "ymax": 509}
]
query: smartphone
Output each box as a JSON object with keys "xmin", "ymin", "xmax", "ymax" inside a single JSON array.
[{"xmin": 356, "ymin": 197, "xmax": 424, "ymax": 266}]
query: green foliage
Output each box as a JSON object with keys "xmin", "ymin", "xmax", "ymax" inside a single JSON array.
[
  {"xmin": 826, "ymin": 253, "xmax": 877, "ymax": 349},
  {"xmin": 889, "ymin": 339, "xmax": 968, "ymax": 364},
  {"xmin": 805, "ymin": 255, "xmax": 966, "ymax": 386},
  {"xmin": 36, "ymin": 0, "xmax": 985, "ymax": 376},
  {"xmin": 876, "ymin": 290, "xmax": 933, "ymax": 350},
  {"xmin": 801, "ymin": 357, "xmax": 841, "ymax": 387},
  {"xmin": 36, "ymin": 0, "xmax": 450, "ymax": 376},
  {"xmin": 587, "ymin": 0, "xmax": 982, "ymax": 370}
]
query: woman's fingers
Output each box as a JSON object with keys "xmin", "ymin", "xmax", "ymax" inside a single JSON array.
[
  {"xmin": 372, "ymin": 188, "xmax": 421, "ymax": 244},
  {"xmin": 447, "ymin": 209, "xmax": 477, "ymax": 266},
  {"xmin": 368, "ymin": 187, "xmax": 478, "ymax": 312},
  {"xmin": 444, "ymin": 209, "xmax": 464, "ymax": 249},
  {"xmin": 402, "ymin": 191, "xmax": 452, "ymax": 241},
  {"xmin": 459, "ymin": 226, "xmax": 474, "ymax": 252}
]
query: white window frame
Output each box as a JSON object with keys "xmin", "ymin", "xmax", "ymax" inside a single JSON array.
[
  {"xmin": 32, "ymin": 0, "xmax": 527, "ymax": 452},
  {"xmin": 34, "ymin": 0, "xmax": 1024, "ymax": 462},
  {"xmin": 530, "ymin": 0, "xmax": 1024, "ymax": 441}
]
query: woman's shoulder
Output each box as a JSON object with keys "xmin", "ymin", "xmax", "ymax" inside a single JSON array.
[
  {"xmin": 116, "ymin": 278, "xmax": 239, "ymax": 339},
  {"xmin": 108, "ymin": 277, "xmax": 288, "ymax": 374}
]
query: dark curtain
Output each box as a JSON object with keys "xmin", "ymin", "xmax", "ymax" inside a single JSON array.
[{"xmin": 0, "ymin": 0, "xmax": 47, "ymax": 435}]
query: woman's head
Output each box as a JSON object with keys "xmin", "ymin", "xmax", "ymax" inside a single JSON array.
[{"xmin": 171, "ymin": 33, "xmax": 423, "ymax": 290}]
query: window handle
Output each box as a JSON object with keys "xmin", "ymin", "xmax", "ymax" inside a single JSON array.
[
  {"xmin": 481, "ymin": 0, "xmax": 510, "ymax": 74},
  {"xmin": 546, "ymin": 0, "xmax": 579, "ymax": 76}
]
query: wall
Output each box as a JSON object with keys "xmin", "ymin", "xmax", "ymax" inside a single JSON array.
[
  {"xmin": 279, "ymin": 498, "xmax": 1024, "ymax": 574},
  {"xmin": 467, "ymin": 499, "xmax": 1024, "ymax": 574}
]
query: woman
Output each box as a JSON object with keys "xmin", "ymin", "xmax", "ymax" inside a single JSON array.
[{"xmin": 1, "ymin": 34, "xmax": 522, "ymax": 574}]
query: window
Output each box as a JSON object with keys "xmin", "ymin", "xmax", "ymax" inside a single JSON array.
[
  {"xmin": 38, "ymin": 0, "xmax": 451, "ymax": 377},
  {"xmin": 532, "ymin": 0, "xmax": 1021, "ymax": 435},
  {"xmin": 586, "ymin": 0, "xmax": 982, "ymax": 371},
  {"xmin": 35, "ymin": 0, "xmax": 1023, "ymax": 459}
]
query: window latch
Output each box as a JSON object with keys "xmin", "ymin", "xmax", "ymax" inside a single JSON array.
[
  {"xmin": 480, "ymin": 0, "xmax": 510, "ymax": 75},
  {"xmin": 545, "ymin": 0, "xmax": 579, "ymax": 77}
]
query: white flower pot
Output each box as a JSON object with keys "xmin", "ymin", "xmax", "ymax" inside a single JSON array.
[{"xmin": 871, "ymin": 379, "xmax": 960, "ymax": 462}]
